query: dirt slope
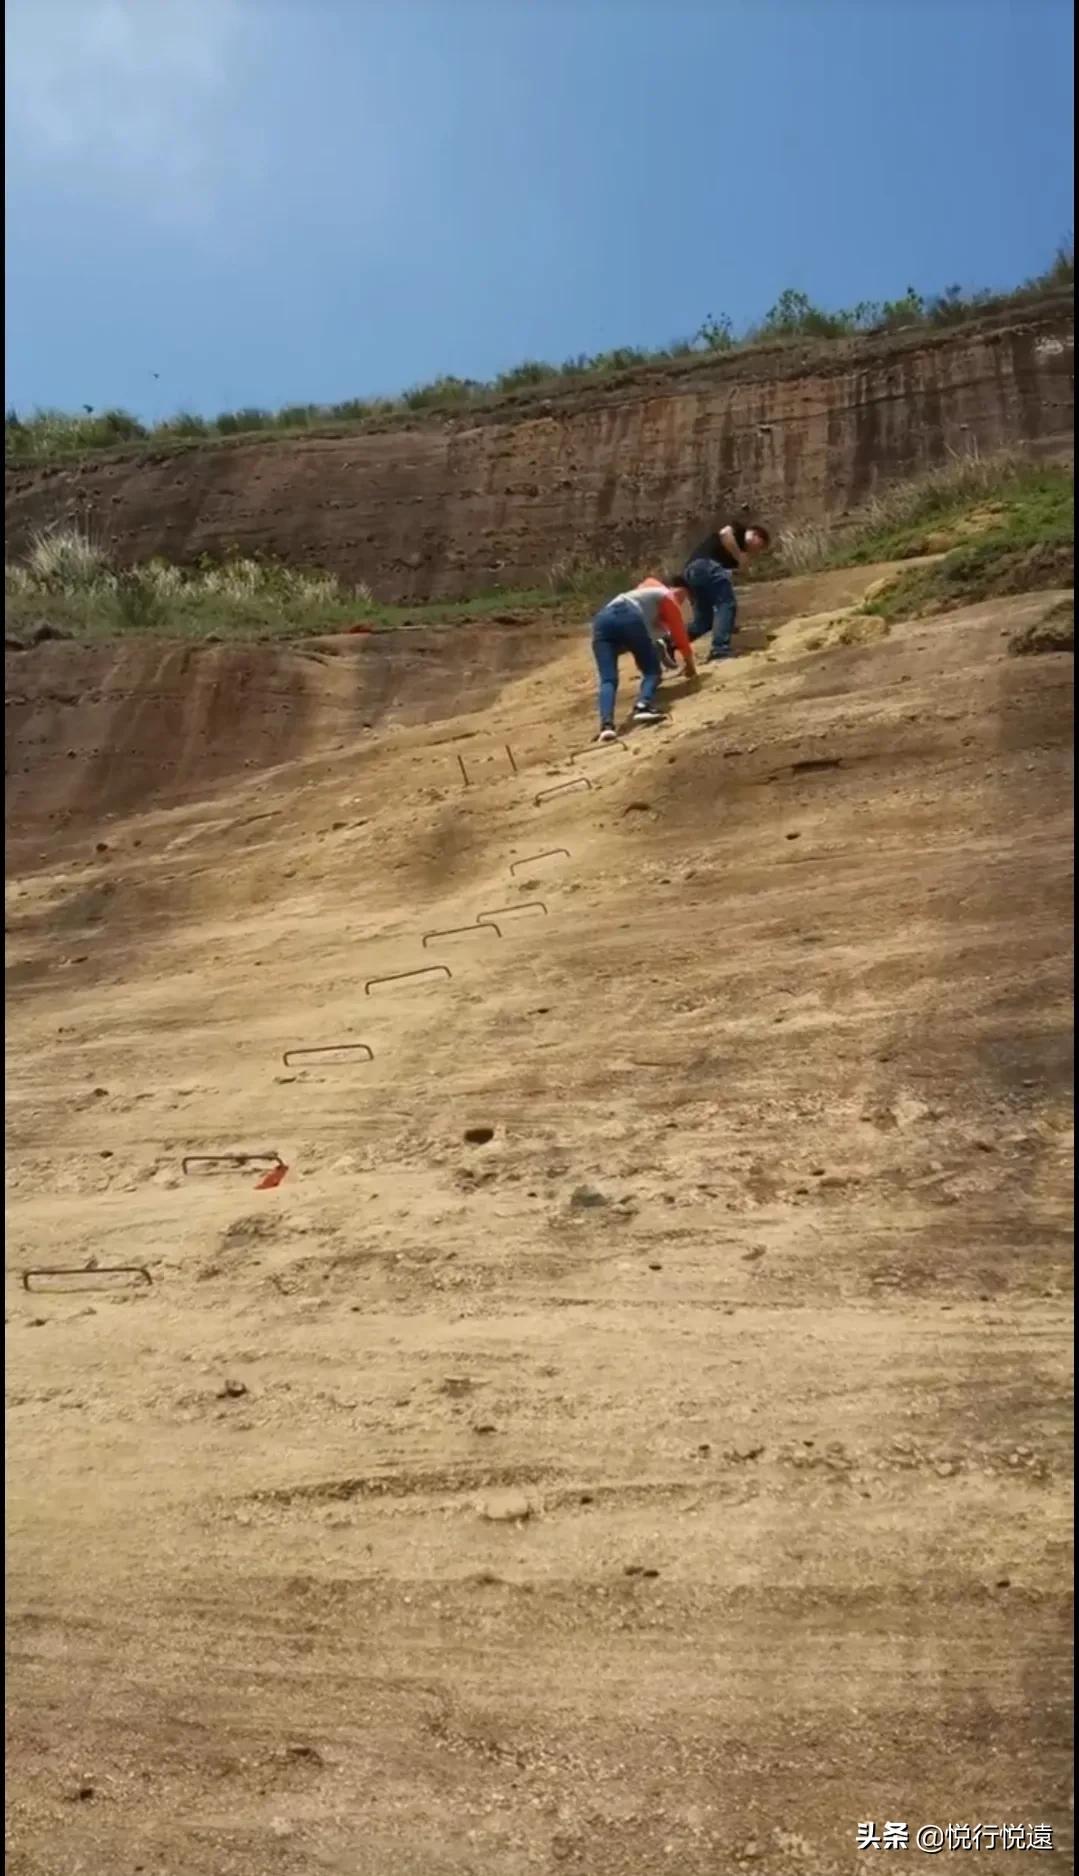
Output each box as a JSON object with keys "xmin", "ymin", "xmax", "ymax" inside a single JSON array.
[
  {"xmin": 3, "ymin": 564, "xmax": 891, "ymax": 852},
  {"xmin": 5, "ymin": 577, "xmax": 1074, "ymax": 1875}
]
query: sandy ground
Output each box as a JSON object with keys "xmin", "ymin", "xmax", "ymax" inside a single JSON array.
[{"xmin": 5, "ymin": 579, "xmax": 1074, "ymax": 1875}]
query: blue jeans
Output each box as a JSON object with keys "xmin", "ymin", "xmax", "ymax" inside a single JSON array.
[
  {"xmin": 591, "ymin": 599, "xmax": 661, "ymax": 725},
  {"xmin": 683, "ymin": 557, "xmax": 737, "ymax": 658}
]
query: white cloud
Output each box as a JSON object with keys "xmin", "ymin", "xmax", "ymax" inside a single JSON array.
[{"xmin": 5, "ymin": 0, "xmax": 255, "ymax": 218}]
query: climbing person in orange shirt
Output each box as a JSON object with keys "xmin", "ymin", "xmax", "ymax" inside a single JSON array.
[{"xmin": 590, "ymin": 576, "xmax": 697, "ymax": 742}]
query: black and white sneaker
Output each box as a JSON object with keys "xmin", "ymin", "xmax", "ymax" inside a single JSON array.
[
  {"xmin": 657, "ymin": 633, "xmax": 677, "ymax": 670},
  {"xmin": 632, "ymin": 702, "xmax": 667, "ymax": 724},
  {"xmin": 596, "ymin": 723, "xmax": 618, "ymax": 743}
]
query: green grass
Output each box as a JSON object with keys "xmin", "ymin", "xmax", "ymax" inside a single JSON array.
[
  {"xmin": 4, "ymin": 525, "xmax": 636, "ymax": 644},
  {"xmin": 6, "ymin": 245, "xmax": 1072, "ymax": 466},
  {"xmin": 765, "ymin": 454, "xmax": 1074, "ymax": 580},
  {"xmin": 859, "ymin": 466, "xmax": 1074, "ymax": 621},
  {"xmin": 5, "ymin": 533, "xmax": 369, "ymax": 642}
]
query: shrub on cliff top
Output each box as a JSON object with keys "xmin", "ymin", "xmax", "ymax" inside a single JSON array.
[{"xmin": 5, "ymin": 244, "xmax": 1072, "ymax": 465}]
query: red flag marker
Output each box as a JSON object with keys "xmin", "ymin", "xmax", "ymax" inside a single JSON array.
[{"xmin": 255, "ymin": 1162, "xmax": 288, "ymax": 1190}]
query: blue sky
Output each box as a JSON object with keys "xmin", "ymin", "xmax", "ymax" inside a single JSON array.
[{"xmin": 5, "ymin": 0, "xmax": 1074, "ymax": 423}]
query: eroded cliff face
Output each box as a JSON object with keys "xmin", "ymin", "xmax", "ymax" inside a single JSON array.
[{"xmin": 5, "ymin": 296, "xmax": 1073, "ymax": 602}]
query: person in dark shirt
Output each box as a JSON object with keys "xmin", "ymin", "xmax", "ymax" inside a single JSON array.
[{"xmin": 665, "ymin": 520, "xmax": 771, "ymax": 663}]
